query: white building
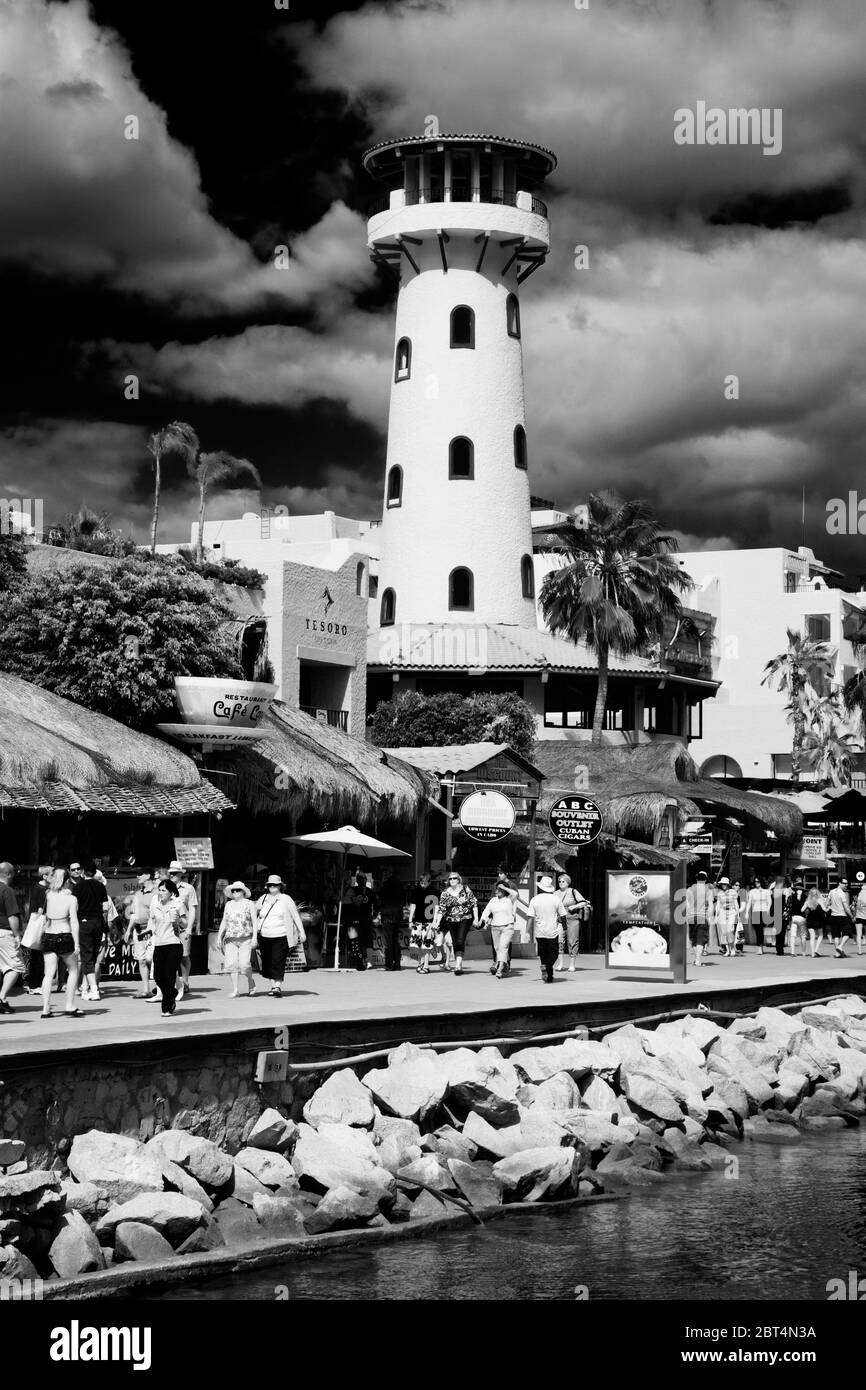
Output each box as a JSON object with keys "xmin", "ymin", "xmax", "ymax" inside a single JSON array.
[{"xmin": 677, "ymin": 544, "xmax": 866, "ymax": 781}]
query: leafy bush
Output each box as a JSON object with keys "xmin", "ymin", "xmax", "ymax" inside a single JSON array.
[
  {"xmin": 176, "ymin": 549, "xmax": 266, "ymax": 589},
  {"xmin": 0, "ymin": 534, "xmax": 28, "ymax": 594},
  {"xmin": 0, "ymin": 558, "xmax": 243, "ymax": 728},
  {"xmin": 368, "ymin": 690, "xmax": 537, "ymax": 757}
]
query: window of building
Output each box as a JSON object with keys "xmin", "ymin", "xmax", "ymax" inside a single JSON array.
[
  {"xmin": 506, "ymin": 293, "xmax": 520, "ymax": 339},
  {"xmin": 356, "ymin": 561, "xmax": 365, "ymax": 596},
  {"xmin": 380, "ymin": 588, "xmax": 396, "ymax": 626},
  {"xmin": 806, "ymin": 613, "xmax": 831, "ymax": 642},
  {"xmin": 386, "ymin": 465, "xmax": 403, "ymax": 507},
  {"xmin": 394, "ymin": 337, "xmax": 411, "ymax": 382},
  {"xmin": 521, "ymin": 554, "xmax": 534, "ymax": 599},
  {"xmin": 368, "ymin": 574, "xmax": 379, "ymax": 599},
  {"xmin": 450, "ymin": 305, "xmax": 475, "ymax": 349},
  {"xmin": 448, "ymin": 436, "xmax": 474, "ymax": 480},
  {"xmin": 513, "ymin": 424, "xmax": 527, "ymax": 470},
  {"xmin": 448, "ymin": 567, "xmax": 474, "ymax": 611},
  {"xmin": 784, "ymin": 570, "xmax": 799, "ymax": 593}
]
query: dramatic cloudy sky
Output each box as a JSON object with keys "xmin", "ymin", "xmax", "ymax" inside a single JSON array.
[{"xmin": 2, "ymin": 0, "xmax": 865, "ymax": 571}]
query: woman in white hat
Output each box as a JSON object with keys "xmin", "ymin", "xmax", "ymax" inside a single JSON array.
[
  {"xmin": 217, "ymin": 882, "xmax": 257, "ymax": 997},
  {"xmin": 712, "ymin": 878, "xmax": 740, "ymax": 957},
  {"xmin": 254, "ymin": 874, "xmax": 305, "ymax": 998}
]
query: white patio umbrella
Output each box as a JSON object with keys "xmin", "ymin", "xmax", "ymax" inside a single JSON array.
[{"xmin": 283, "ymin": 825, "xmax": 411, "ymax": 970}]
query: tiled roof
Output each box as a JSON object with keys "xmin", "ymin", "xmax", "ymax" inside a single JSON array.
[
  {"xmin": 0, "ymin": 780, "xmax": 232, "ymax": 816},
  {"xmin": 381, "ymin": 743, "xmax": 508, "ymax": 775},
  {"xmin": 369, "ymin": 623, "xmax": 702, "ymax": 676},
  {"xmin": 363, "ymin": 133, "xmax": 557, "ymax": 165}
]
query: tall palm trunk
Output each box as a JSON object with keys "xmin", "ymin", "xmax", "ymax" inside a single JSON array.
[
  {"xmin": 592, "ymin": 644, "xmax": 610, "ymax": 745},
  {"xmin": 150, "ymin": 447, "xmax": 162, "ymax": 555},
  {"xmin": 196, "ymin": 479, "xmax": 207, "ymax": 562},
  {"xmin": 791, "ymin": 672, "xmax": 803, "ymax": 788}
]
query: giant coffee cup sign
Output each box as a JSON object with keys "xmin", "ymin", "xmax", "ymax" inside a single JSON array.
[
  {"xmin": 458, "ymin": 789, "xmax": 516, "ymax": 843},
  {"xmin": 548, "ymin": 795, "xmax": 603, "ymax": 847},
  {"xmin": 174, "ymin": 677, "xmax": 276, "ymax": 727}
]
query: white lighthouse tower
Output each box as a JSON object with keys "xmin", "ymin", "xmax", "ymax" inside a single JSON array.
[{"xmin": 364, "ymin": 133, "xmax": 556, "ymax": 633}]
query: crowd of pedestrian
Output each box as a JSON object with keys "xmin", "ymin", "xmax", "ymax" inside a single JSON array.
[{"xmin": 685, "ymin": 869, "xmax": 866, "ymax": 965}]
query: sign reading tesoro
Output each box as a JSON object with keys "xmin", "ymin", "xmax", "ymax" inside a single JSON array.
[
  {"xmin": 547, "ymin": 795, "xmax": 603, "ymax": 847},
  {"xmin": 457, "ymin": 789, "xmax": 516, "ymax": 843}
]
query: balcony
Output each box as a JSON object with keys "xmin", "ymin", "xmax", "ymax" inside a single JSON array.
[
  {"xmin": 300, "ymin": 705, "xmax": 349, "ymax": 732},
  {"xmin": 368, "ymin": 187, "xmax": 548, "ymax": 218}
]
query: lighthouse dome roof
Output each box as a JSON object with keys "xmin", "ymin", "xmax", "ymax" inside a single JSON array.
[{"xmin": 363, "ymin": 132, "xmax": 557, "ymax": 181}]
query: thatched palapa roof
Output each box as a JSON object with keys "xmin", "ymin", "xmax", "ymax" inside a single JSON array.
[
  {"xmin": 0, "ymin": 674, "xmax": 231, "ymax": 815},
  {"xmin": 227, "ymin": 702, "xmax": 437, "ymax": 827},
  {"xmin": 532, "ymin": 740, "xmax": 802, "ymax": 844}
]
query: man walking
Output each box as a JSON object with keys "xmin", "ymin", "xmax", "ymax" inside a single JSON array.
[
  {"xmin": 685, "ymin": 870, "xmax": 714, "ymax": 968},
  {"xmin": 0, "ymin": 862, "xmax": 24, "ymax": 1015},
  {"xmin": 378, "ymin": 867, "xmax": 405, "ymax": 971},
  {"xmin": 71, "ymin": 862, "xmax": 108, "ymax": 1002},
  {"xmin": 168, "ymin": 861, "xmax": 198, "ymax": 999},
  {"xmin": 527, "ymin": 874, "xmax": 566, "ymax": 984},
  {"xmin": 827, "ymin": 878, "xmax": 855, "ymax": 958}
]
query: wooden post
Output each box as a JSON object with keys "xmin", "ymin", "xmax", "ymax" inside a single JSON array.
[
  {"xmin": 444, "ymin": 779, "xmax": 453, "ymax": 867},
  {"xmin": 528, "ymin": 797, "xmax": 537, "ymax": 894}
]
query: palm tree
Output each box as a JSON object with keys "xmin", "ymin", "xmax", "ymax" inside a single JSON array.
[
  {"xmin": 761, "ymin": 629, "xmax": 834, "ymax": 788},
  {"xmin": 146, "ymin": 422, "xmax": 199, "ymax": 555},
  {"xmin": 802, "ymin": 710, "xmax": 859, "ymax": 787},
  {"xmin": 842, "ymin": 645, "xmax": 866, "ymax": 743},
  {"xmin": 190, "ymin": 451, "xmax": 262, "ymax": 562},
  {"xmin": 538, "ymin": 492, "xmax": 693, "ymax": 745}
]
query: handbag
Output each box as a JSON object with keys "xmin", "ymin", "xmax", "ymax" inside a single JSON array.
[{"xmin": 22, "ymin": 912, "xmax": 46, "ymax": 951}]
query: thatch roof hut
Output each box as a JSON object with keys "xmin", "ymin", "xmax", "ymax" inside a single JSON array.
[
  {"xmin": 532, "ymin": 740, "xmax": 802, "ymax": 845},
  {"xmin": 0, "ymin": 673, "xmax": 230, "ymax": 815},
  {"xmin": 226, "ymin": 702, "xmax": 437, "ymax": 828}
]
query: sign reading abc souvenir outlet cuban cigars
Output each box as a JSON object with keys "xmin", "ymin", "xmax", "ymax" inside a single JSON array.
[{"xmin": 547, "ymin": 795, "xmax": 603, "ymax": 847}]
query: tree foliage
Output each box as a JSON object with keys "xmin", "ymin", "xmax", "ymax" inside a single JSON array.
[
  {"xmin": 0, "ymin": 558, "xmax": 243, "ymax": 728},
  {"xmin": 762, "ymin": 628, "xmax": 835, "ymax": 788},
  {"xmin": 0, "ymin": 534, "xmax": 28, "ymax": 595},
  {"xmin": 368, "ymin": 690, "xmax": 537, "ymax": 757}
]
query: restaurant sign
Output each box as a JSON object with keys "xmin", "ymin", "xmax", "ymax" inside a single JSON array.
[
  {"xmin": 458, "ymin": 790, "xmax": 516, "ymax": 842},
  {"xmin": 547, "ymin": 796, "xmax": 603, "ymax": 847},
  {"xmin": 792, "ymin": 834, "xmax": 828, "ymax": 863},
  {"xmin": 173, "ymin": 837, "xmax": 214, "ymax": 870}
]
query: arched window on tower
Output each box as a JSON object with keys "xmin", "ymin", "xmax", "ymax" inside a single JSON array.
[
  {"xmin": 521, "ymin": 554, "xmax": 535, "ymax": 600},
  {"xmin": 356, "ymin": 561, "xmax": 366, "ymax": 596},
  {"xmin": 450, "ymin": 305, "xmax": 475, "ymax": 349},
  {"xmin": 394, "ymin": 337, "xmax": 411, "ymax": 382},
  {"xmin": 513, "ymin": 424, "xmax": 527, "ymax": 470},
  {"xmin": 448, "ymin": 437, "xmax": 474, "ymax": 480},
  {"xmin": 448, "ymin": 567, "xmax": 474, "ymax": 612},
  {"xmin": 506, "ymin": 293, "xmax": 521, "ymax": 339},
  {"xmin": 386, "ymin": 465, "xmax": 403, "ymax": 507},
  {"xmin": 380, "ymin": 588, "xmax": 396, "ymax": 627}
]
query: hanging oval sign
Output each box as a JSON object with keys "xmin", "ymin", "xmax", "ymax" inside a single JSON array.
[
  {"xmin": 458, "ymin": 789, "xmax": 516, "ymax": 843},
  {"xmin": 548, "ymin": 795, "xmax": 603, "ymax": 847}
]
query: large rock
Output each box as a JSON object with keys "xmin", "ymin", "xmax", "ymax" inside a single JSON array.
[
  {"xmin": 303, "ymin": 1069, "xmax": 376, "ymax": 1130},
  {"xmin": 620, "ymin": 1072, "xmax": 683, "ymax": 1123},
  {"xmin": 0, "ymin": 1170, "xmax": 61, "ymax": 1219},
  {"xmin": 797, "ymin": 1089, "xmax": 848, "ymax": 1118},
  {"xmin": 754, "ymin": 1006, "xmax": 802, "ymax": 1045},
  {"xmin": 598, "ymin": 1161, "xmax": 666, "ymax": 1188},
  {"xmin": 305, "ymin": 1184, "xmax": 380, "ymax": 1234},
  {"xmin": 146, "ymin": 1131, "xmax": 233, "ymax": 1191},
  {"xmin": 579, "ymin": 1074, "xmax": 619, "ymax": 1113},
  {"xmin": 603, "ymin": 1024, "xmax": 651, "ymax": 1069},
  {"xmin": 230, "ymin": 1164, "xmax": 272, "ymax": 1208},
  {"xmin": 373, "ymin": 1114, "xmax": 423, "ymax": 1147},
  {"xmin": 461, "ymin": 1111, "xmax": 562, "ymax": 1161},
  {"xmin": 706, "ymin": 1078, "xmax": 750, "ymax": 1122},
  {"xmin": 233, "ymin": 1148, "xmax": 298, "ymax": 1192},
  {"xmin": 726, "ymin": 1018, "xmax": 767, "ymax": 1042},
  {"xmin": 176, "ymin": 1221, "xmax": 226, "ymax": 1254},
  {"xmin": 396, "ymin": 1155, "xmax": 454, "ymax": 1192},
  {"xmin": 362, "ymin": 1051, "xmax": 448, "ymax": 1123},
  {"xmin": 68, "ymin": 1133, "xmax": 164, "ymax": 1205},
  {"xmin": 59, "ymin": 1179, "xmax": 105, "ymax": 1224},
  {"xmin": 0, "ymin": 1141, "xmax": 25, "ymax": 1168},
  {"xmin": 49, "ymin": 1210, "xmax": 105, "ymax": 1278},
  {"xmin": 377, "ymin": 1135, "xmax": 422, "ymax": 1176},
  {"xmin": 114, "ymin": 1221, "xmax": 176, "ymax": 1264},
  {"xmin": 159, "ymin": 1160, "xmax": 214, "ymax": 1212},
  {"xmin": 475, "ymin": 1047, "xmax": 522, "ymax": 1095},
  {"xmin": 786, "ymin": 1029, "xmax": 841, "ymax": 1083},
  {"xmin": 834, "ymin": 1048, "xmax": 866, "ymax": 1098},
  {"xmin": 493, "ymin": 1146, "xmax": 583, "ymax": 1202},
  {"xmin": 743, "ymin": 1118, "xmax": 801, "ymax": 1145},
  {"xmin": 213, "ymin": 1202, "xmax": 262, "ymax": 1246},
  {"xmin": 427, "ymin": 1125, "xmax": 477, "ymax": 1164},
  {"xmin": 679, "ymin": 1015, "xmax": 724, "ymax": 1051},
  {"xmin": 409, "ymin": 1188, "xmax": 450, "ymax": 1220},
  {"xmin": 0, "ymin": 1246, "xmax": 39, "ymax": 1282},
  {"xmin": 246, "ymin": 1109, "xmax": 297, "ymax": 1153},
  {"xmin": 447, "ymin": 1159, "xmax": 499, "ymax": 1208},
  {"xmin": 736, "ymin": 1039, "xmax": 785, "ymax": 1078},
  {"xmin": 800, "ymin": 1005, "xmax": 849, "ymax": 1033},
  {"xmin": 773, "ymin": 1069, "xmax": 811, "ymax": 1110},
  {"xmin": 560, "ymin": 1110, "xmax": 624, "ymax": 1153},
  {"xmin": 642, "ymin": 1026, "xmax": 707, "ymax": 1074},
  {"xmin": 437, "ymin": 1049, "xmax": 521, "ymax": 1127},
  {"xmin": 292, "ymin": 1125, "xmax": 395, "ymax": 1204},
  {"xmin": 526, "ymin": 1073, "xmax": 581, "ymax": 1113},
  {"xmin": 97, "ymin": 1191, "xmax": 208, "ymax": 1246},
  {"xmin": 251, "ymin": 1193, "xmax": 307, "ymax": 1237}
]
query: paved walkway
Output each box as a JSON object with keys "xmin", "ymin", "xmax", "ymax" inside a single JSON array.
[{"xmin": 1, "ymin": 948, "xmax": 864, "ymax": 1064}]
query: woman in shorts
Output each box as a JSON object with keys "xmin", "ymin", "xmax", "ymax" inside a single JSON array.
[
  {"xmin": 41, "ymin": 869, "xmax": 84, "ymax": 1019},
  {"xmin": 217, "ymin": 880, "xmax": 257, "ymax": 997},
  {"xmin": 432, "ymin": 873, "xmax": 478, "ymax": 977}
]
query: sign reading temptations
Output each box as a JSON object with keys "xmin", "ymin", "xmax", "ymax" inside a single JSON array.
[{"xmin": 547, "ymin": 796, "xmax": 603, "ymax": 847}]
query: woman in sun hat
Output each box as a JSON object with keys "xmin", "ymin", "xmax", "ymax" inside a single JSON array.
[
  {"xmin": 527, "ymin": 874, "xmax": 567, "ymax": 983},
  {"xmin": 217, "ymin": 881, "xmax": 257, "ymax": 998},
  {"xmin": 712, "ymin": 877, "xmax": 740, "ymax": 958},
  {"xmin": 254, "ymin": 874, "xmax": 305, "ymax": 998}
]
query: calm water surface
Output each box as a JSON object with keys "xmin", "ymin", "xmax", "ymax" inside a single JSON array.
[{"xmin": 150, "ymin": 1129, "xmax": 866, "ymax": 1301}]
